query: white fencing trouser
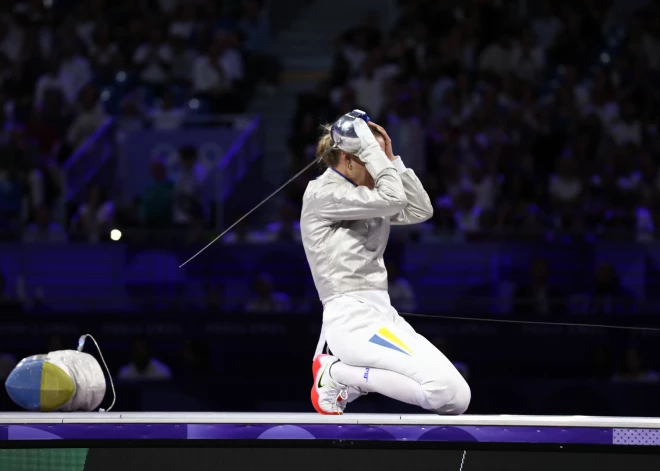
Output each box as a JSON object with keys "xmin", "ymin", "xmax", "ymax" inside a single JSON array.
[{"xmin": 314, "ymin": 291, "xmax": 470, "ymax": 414}]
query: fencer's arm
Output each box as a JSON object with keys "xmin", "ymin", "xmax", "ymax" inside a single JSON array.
[
  {"xmin": 389, "ymin": 157, "xmax": 434, "ymax": 225},
  {"xmin": 312, "ymin": 146, "xmax": 408, "ymax": 221}
]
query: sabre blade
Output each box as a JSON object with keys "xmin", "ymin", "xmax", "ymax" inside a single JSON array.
[{"xmin": 179, "ymin": 146, "xmax": 336, "ymax": 268}]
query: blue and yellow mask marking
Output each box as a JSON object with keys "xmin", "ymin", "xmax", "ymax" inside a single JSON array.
[{"xmin": 5, "ymin": 359, "xmax": 75, "ymax": 412}]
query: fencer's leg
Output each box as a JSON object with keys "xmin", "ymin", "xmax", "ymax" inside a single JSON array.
[
  {"xmin": 311, "ymin": 354, "xmax": 348, "ymax": 415},
  {"xmin": 325, "ymin": 305, "xmax": 470, "ymax": 415},
  {"xmin": 345, "ymin": 386, "xmax": 365, "ymax": 403},
  {"xmin": 329, "ymin": 362, "xmax": 434, "ymax": 409},
  {"xmin": 313, "ymin": 326, "xmax": 365, "ymax": 404},
  {"xmin": 328, "ymin": 336, "xmax": 469, "ymax": 414},
  {"xmin": 393, "ymin": 314, "xmax": 471, "ymax": 414}
]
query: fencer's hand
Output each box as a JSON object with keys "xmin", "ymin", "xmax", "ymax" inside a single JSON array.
[
  {"xmin": 368, "ymin": 122, "xmax": 396, "ymax": 161},
  {"xmin": 353, "ymin": 118, "xmax": 380, "ymax": 156}
]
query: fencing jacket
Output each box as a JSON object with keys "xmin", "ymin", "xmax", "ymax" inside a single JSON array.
[{"xmin": 301, "ymin": 145, "xmax": 433, "ymax": 304}]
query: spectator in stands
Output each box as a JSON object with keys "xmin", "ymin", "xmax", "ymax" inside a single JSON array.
[
  {"xmin": 3, "ymin": 62, "xmax": 33, "ymax": 121},
  {"xmin": 215, "ymin": 31, "xmax": 245, "ymax": 109},
  {"xmin": 237, "ymin": 0, "xmax": 280, "ymax": 93},
  {"xmin": 243, "ymin": 272, "xmax": 292, "ymax": 313},
  {"xmin": 150, "ymin": 89, "xmax": 186, "ymax": 130},
  {"xmin": 287, "ymin": 112, "xmax": 319, "ymax": 169},
  {"xmin": 192, "ymin": 38, "xmax": 232, "ymax": 113},
  {"xmin": 140, "ymin": 159, "xmax": 174, "ymax": 230},
  {"xmin": 548, "ymin": 157, "xmax": 583, "ymax": 227},
  {"xmin": 88, "ymin": 22, "xmax": 119, "ymax": 79},
  {"xmin": 0, "ymin": 86, "xmax": 14, "ymax": 133},
  {"xmin": 350, "ymin": 52, "xmax": 389, "ymax": 120},
  {"xmin": 134, "ymin": 27, "xmax": 173, "ymax": 94},
  {"xmin": 2, "ymin": 0, "xmax": 275, "ymax": 245},
  {"xmin": 0, "ymin": 164, "xmax": 24, "ymax": 237},
  {"xmin": 339, "ymin": 24, "xmax": 368, "ymax": 76},
  {"xmin": 173, "ymin": 146, "xmax": 204, "ymax": 227},
  {"xmin": 453, "ymin": 188, "xmax": 482, "ymax": 237},
  {"xmin": 117, "ymin": 96, "xmax": 146, "ymax": 134},
  {"xmin": 635, "ymin": 193, "xmax": 655, "ymax": 241},
  {"xmin": 169, "ymin": 36, "xmax": 196, "ymax": 86},
  {"xmin": 34, "ymin": 58, "xmax": 64, "ymax": 109},
  {"xmin": 499, "ymin": 154, "xmax": 542, "ymax": 229},
  {"xmin": 261, "ymin": 199, "xmax": 301, "ymax": 242},
  {"xmin": 463, "ymin": 163, "xmax": 500, "ymax": 212},
  {"xmin": 639, "ymin": 155, "xmax": 659, "ymax": 200},
  {"xmin": 428, "ymin": 194, "xmax": 457, "ymax": 239},
  {"xmin": 30, "ymin": 88, "xmax": 72, "ymax": 165},
  {"xmin": 531, "ymin": 0, "xmax": 564, "ymax": 50},
  {"xmin": 71, "ymin": 185, "xmax": 115, "ymax": 243},
  {"xmin": 118, "ymin": 339, "xmax": 172, "ymax": 381},
  {"xmin": 67, "ymin": 84, "xmax": 107, "ymax": 150},
  {"xmin": 610, "ymin": 101, "xmax": 642, "ymax": 146},
  {"xmin": 169, "ymin": 4, "xmax": 197, "ymax": 42},
  {"xmin": 511, "ymin": 28, "xmax": 546, "ymax": 83},
  {"xmin": 0, "ymin": 15, "xmax": 24, "ymax": 64},
  {"xmin": 383, "ymin": 91, "xmax": 426, "ymax": 177},
  {"xmin": 282, "ymin": 0, "xmax": 660, "ymax": 245},
  {"xmin": 478, "ymin": 34, "xmax": 515, "ymax": 78},
  {"xmin": 22, "ymin": 205, "xmax": 67, "ymax": 243},
  {"xmin": 220, "ymin": 222, "xmax": 253, "ymax": 244},
  {"xmin": 2, "ymin": 131, "xmax": 31, "ymax": 215},
  {"xmin": 57, "ymin": 34, "xmax": 92, "ymax": 105}
]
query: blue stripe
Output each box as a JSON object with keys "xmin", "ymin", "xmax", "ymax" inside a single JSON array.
[
  {"xmin": 368, "ymin": 335, "xmax": 410, "ymax": 356},
  {"xmin": 330, "ymin": 167, "xmax": 357, "ymax": 187}
]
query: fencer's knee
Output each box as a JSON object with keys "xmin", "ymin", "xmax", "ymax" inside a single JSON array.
[
  {"xmin": 422, "ymin": 375, "xmax": 471, "ymax": 415},
  {"xmin": 446, "ymin": 377, "xmax": 471, "ymax": 415}
]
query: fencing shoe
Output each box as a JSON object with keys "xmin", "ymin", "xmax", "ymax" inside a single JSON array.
[{"xmin": 311, "ymin": 354, "xmax": 348, "ymax": 415}]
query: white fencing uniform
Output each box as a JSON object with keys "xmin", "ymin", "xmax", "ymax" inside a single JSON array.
[{"xmin": 301, "ymin": 130, "xmax": 470, "ymax": 414}]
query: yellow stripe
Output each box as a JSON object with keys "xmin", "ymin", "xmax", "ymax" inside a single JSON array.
[
  {"xmin": 40, "ymin": 362, "xmax": 75, "ymax": 412},
  {"xmin": 377, "ymin": 327, "xmax": 412, "ymax": 354}
]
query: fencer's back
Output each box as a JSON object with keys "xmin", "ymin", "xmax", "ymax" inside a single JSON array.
[{"xmin": 301, "ymin": 168, "xmax": 390, "ymax": 303}]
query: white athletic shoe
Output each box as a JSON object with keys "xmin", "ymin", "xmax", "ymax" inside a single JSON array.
[{"xmin": 311, "ymin": 354, "xmax": 348, "ymax": 415}]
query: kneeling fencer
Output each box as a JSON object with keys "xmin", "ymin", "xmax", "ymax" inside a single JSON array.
[{"xmin": 301, "ymin": 111, "xmax": 471, "ymax": 415}]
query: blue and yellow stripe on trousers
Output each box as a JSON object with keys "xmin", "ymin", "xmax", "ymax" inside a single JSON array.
[{"xmin": 368, "ymin": 327, "xmax": 413, "ymax": 356}]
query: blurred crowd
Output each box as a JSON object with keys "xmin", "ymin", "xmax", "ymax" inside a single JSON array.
[
  {"xmin": 4, "ymin": 0, "xmax": 660, "ymax": 244},
  {"xmin": 288, "ymin": 0, "xmax": 660, "ymax": 242},
  {"xmin": 0, "ymin": 0, "xmax": 277, "ymax": 243}
]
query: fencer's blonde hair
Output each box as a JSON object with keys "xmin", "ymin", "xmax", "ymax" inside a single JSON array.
[{"xmin": 316, "ymin": 123, "xmax": 383, "ymax": 169}]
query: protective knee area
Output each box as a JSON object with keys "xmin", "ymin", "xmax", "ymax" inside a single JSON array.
[{"xmin": 421, "ymin": 374, "xmax": 471, "ymax": 415}]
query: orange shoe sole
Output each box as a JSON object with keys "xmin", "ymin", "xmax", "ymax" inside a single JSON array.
[{"xmin": 311, "ymin": 354, "xmax": 341, "ymax": 415}]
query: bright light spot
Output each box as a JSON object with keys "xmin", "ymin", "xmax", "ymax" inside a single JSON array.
[
  {"xmin": 600, "ymin": 52, "xmax": 610, "ymax": 64},
  {"xmin": 116, "ymin": 71, "xmax": 127, "ymax": 83},
  {"xmin": 100, "ymin": 89, "xmax": 111, "ymax": 102},
  {"xmin": 110, "ymin": 229, "xmax": 122, "ymax": 241},
  {"xmin": 189, "ymin": 99, "xmax": 200, "ymax": 110}
]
